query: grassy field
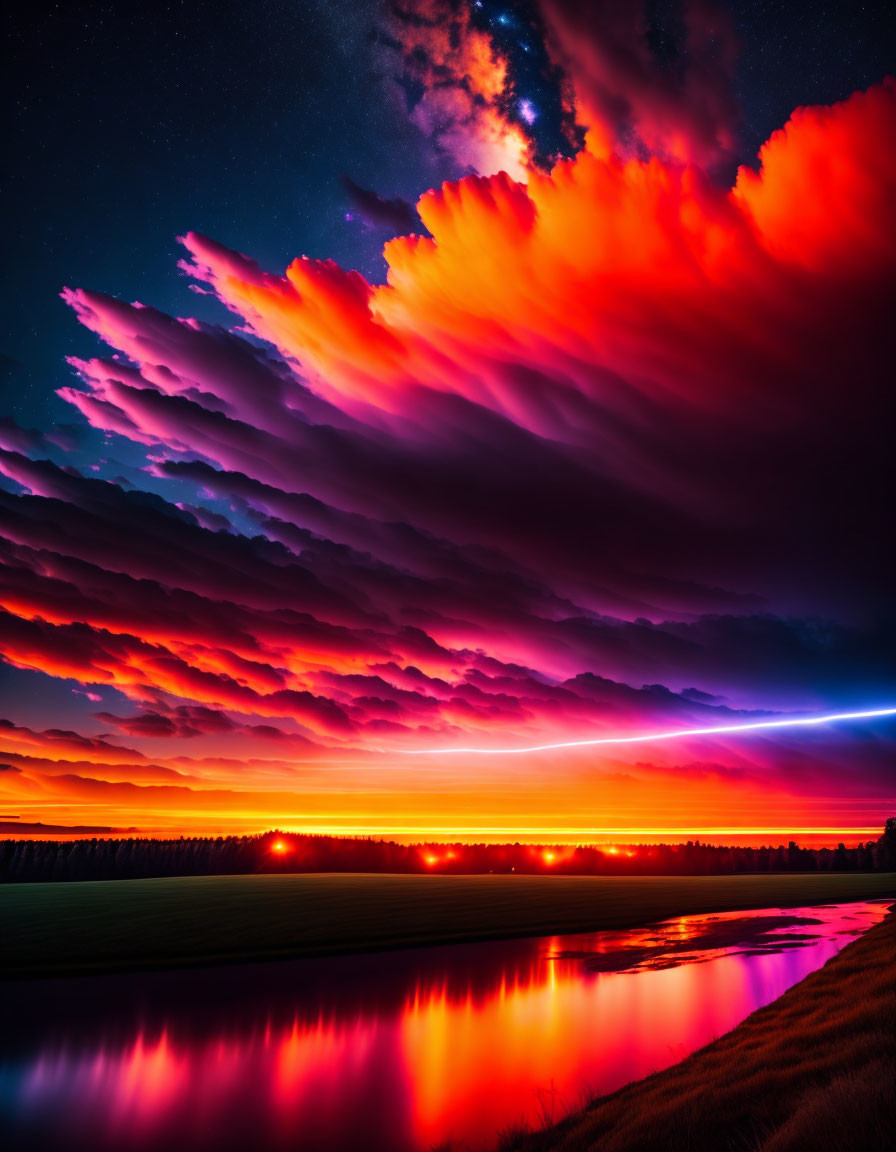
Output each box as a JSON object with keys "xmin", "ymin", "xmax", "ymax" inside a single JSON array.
[
  {"xmin": 1, "ymin": 871, "xmax": 894, "ymax": 977},
  {"xmin": 504, "ymin": 903, "xmax": 896, "ymax": 1152}
]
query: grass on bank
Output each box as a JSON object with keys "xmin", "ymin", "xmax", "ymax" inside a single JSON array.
[
  {"xmin": 503, "ymin": 904, "xmax": 896, "ymax": 1152},
  {"xmin": 1, "ymin": 870, "xmax": 894, "ymax": 978}
]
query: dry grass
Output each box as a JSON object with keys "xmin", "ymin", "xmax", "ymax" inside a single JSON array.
[
  {"xmin": 505, "ymin": 907, "xmax": 896, "ymax": 1152},
  {"xmin": 1, "ymin": 871, "xmax": 894, "ymax": 977}
]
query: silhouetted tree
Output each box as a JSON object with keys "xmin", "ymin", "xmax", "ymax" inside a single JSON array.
[
  {"xmin": 1, "ymin": 820, "xmax": 894, "ymax": 882},
  {"xmin": 878, "ymin": 817, "xmax": 896, "ymax": 870}
]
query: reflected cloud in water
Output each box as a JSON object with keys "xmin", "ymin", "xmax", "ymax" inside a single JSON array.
[{"xmin": 0, "ymin": 901, "xmax": 887, "ymax": 1152}]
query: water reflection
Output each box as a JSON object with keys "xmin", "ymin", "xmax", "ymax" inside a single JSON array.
[{"xmin": 0, "ymin": 901, "xmax": 887, "ymax": 1152}]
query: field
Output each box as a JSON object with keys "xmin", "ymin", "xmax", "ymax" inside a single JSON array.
[
  {"xmin": 2, "ymin": 871, "xmax": 894, "ymax": 977},
  {"xmin": 505, "ymin": 902, "xmax": 896, "ymax": 1152}
]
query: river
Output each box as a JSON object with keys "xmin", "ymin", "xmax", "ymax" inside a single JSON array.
[{"xmin": 0, "ymin": 899, "xmax": 887, "ymax": 1151}]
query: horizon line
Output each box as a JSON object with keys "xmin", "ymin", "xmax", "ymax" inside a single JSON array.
[{"xmin": 3, "ymin": 825, "xmax": 886, "ymax": 843}]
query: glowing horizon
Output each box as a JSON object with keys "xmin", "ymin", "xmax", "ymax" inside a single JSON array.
[{"xmin": 273, "ymin": 824, "xmax": 885, "ymax": 841}]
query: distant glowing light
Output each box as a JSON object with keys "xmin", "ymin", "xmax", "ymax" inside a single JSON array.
[
  {"xmin": 518, "ymin": 99, "xmax": 537, "ymax": 125},
  {"xmin": 271, "ymin": 840, "xmax": 289, "ymax": 854},
  {"xmin": 402, "ymin": 707, "xmax": 896, "ymax": 756},
  {"xmin": 426, "ymin": 854, "xmax": 438, "ymax": 865},
  {"xmin": 543, "ymin": 851, "xmax": 555, "ymax": 863}
]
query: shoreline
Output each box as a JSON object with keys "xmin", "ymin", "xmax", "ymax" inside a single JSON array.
[
  {"xmin": 2, "ymin": 871, "xmax": 894, "ymax": 979},
  {"xmin": 504, "ymin": 904, "xmax": 896, "ymax": 1152}
]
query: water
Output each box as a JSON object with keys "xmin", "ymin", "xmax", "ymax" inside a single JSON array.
[{"xmin": 0, "ymin": 900, "xmax": 886, "ymax": 1151}]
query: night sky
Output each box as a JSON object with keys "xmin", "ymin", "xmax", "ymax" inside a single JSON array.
[{"xmin": 1, "ymin": 0, "xmax": 894, "ymax": 840}]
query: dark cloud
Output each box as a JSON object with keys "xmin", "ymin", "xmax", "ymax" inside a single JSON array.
[
  {"xmin": 0, "ymin": 416, "xmax": 46, "ymax": 456},
  {"xmin": 341, "ymin": 175, "xmax": 422, "ymax": 233}
]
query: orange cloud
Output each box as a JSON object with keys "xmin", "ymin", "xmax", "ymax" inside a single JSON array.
[{"xmin": 390, "ymin": 0, "xmax": 533, "ymax": 179}]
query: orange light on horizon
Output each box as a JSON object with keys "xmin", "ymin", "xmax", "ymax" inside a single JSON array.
[
  {"xmin": 543, "ymin": 851, "xmax": 555, "ymax": 864},
  {"xmin": 271, "ymin": 840, "xmax": 290, "ymax": 854}
]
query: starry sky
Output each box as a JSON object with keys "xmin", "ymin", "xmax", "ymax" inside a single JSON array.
[{"xmin": 1, "ymin": 0, "xmax": 894, "ymax": 841}]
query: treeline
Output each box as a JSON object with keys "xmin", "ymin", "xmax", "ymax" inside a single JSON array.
[{"xmin": 2, "ymin": 820, "xmax": 895, "ymax": 882}]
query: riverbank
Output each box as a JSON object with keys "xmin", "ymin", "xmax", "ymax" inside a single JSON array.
[
  {"xmin": 504, "ymin": 904, "xmax": 896, "ymax": 1152},
  {"xmin": 2, "ymin": 871, "xmax": 894, "ymax": 977}
]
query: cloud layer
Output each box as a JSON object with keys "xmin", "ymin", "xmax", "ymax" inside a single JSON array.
[{"xmin": 0, "ymin": 34, "xmax": 893, "ymax": 836}]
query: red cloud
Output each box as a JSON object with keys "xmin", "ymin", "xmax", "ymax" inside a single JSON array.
[{"xmin": 540, "ymin": 0, "xmax": 739, "ymax": 168}]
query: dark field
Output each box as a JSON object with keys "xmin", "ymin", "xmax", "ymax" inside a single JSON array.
[
  {"xmin": 506, "ymin": 904, "xmax": 896, "ymax": 1152},
  {"xmin": 1, "ymin": 871, "xmax": 894, "ymax": 977}
]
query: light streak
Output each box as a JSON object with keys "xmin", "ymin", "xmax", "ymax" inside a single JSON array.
[{"xmin": 401, "ymin": 707, "xmax": 896, "ymax": 756}]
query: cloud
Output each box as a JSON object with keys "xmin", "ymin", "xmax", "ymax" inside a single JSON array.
[
  {"xmin": 0, "ymin": 417, "xmax": 47, "ymax": 456},
  {"xmin": 95, "ymin": 707, "xmax": 231, "ymax": 739},
  {"xmin": 0, "ymin": 415, "xmax": 91, "ymax": 459},
  {"xmin": 165, "ymin": 84, "xmax": 893, "ymax": 618},
  {"xmin": 539, "ymin": 0, "xmax": 740, "ymax": 169},
  {"xmin": 341, "ymin": 176, "xmax": 422, "ymax": 233},
  {"xmin": 0, "ymin": 79, "xmax": 893, "ymax": 833},
  {"xmin": 388, "ymin": 0, "xmax": 533, "ymax": 178}
]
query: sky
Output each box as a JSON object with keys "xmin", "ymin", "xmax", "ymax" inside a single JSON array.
[{"xmin": 1, "ymin": 0, "xmax": 894, "ymax": 843}]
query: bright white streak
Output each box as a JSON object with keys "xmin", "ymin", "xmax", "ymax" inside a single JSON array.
[{"xmin": 401, "ymin": 707, "xmax": 896, "ymax": 756}]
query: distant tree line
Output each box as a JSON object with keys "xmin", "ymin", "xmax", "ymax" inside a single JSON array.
[{"xmin": 1, "ymin": 819, "xmax": 895, "ymax": 883}]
